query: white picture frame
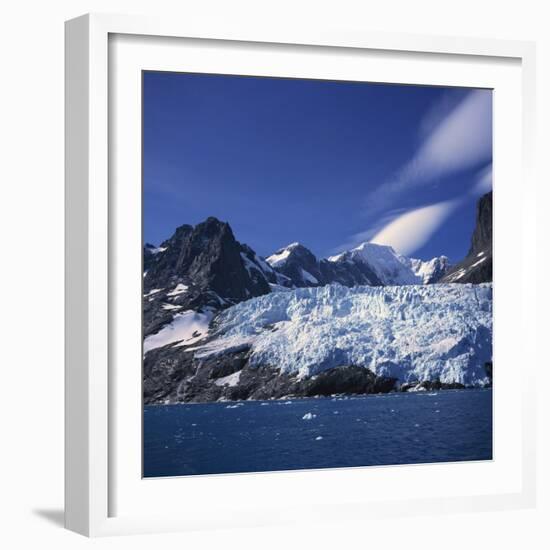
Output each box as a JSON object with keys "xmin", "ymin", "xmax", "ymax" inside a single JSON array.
[{"xmin": 65, "ymin": 12, "xmax": 537, "ymax": 537}]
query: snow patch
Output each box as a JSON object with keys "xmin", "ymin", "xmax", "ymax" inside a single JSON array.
[
  {"xmin": 240, "ymin": 252, "xmax": 268, "ymax": 281},
  {"xmin": 143, "ymin": 310, "xmax": 214, "ymax": 353},
  {"xmin": 214, "ymin": 370, "xmax": 242, "ymax": 387},
  {"xmin": 162, "ymin": 303, "xmax": 182, "ymax": 311},
  {"xmin": 470, "ymin": 257, "xmax": 487, "ymax": 269},
  {"xmin": 167, "ymin": 283, "xmax": 189, "ymax": 297},
  {"xmin": 301, "ymin": 269, "xmax": 319, "ymax": 285},
  {"xmin": 147, "ymin": 246, "xmax": 167, "ymax": 255},
  {"xmin": 266, "ymin": 243, "xmax": 301, "ymax": 268},
  {"xmin": 144, "ymin": 288, "xmax": 163, "ymax": 297},
  {"xmin": 266, "ymin": 249, "xmax": 291, "ymax": 268}
]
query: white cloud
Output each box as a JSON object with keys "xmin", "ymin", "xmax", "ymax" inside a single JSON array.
[
  {"xmin": 410, "ymin": 89, "xmax": 492, "ymax": 180},
  {"xmin": 365, "ymin": 89, "xmax": 492, "ymax": 215},
  {"xmin": 370, "ymin": 200, "xmax": 459, "ymax": 256},
  {"xmin": 471, "ymin": 163, "xmax": 492, "ymax": 196},
  {"xmin": 337, "ymin": 90, "xmax": 492, "ymax": 256}
]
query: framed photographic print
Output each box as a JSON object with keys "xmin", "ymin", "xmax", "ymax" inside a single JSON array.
[{"xmin": 65, "ymin": 13, "xmax": 537, "ymax": 536}]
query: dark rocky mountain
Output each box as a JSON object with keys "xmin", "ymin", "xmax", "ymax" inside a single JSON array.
[
  {"xmin": 144, "ymin": 216, "xmax": 452, "ymax": 342},
  {"xmin": 440, "ymin": 192, "xmax": 492, "ymax": 284},
  {"xmin": 143, "ymin": 217, "xmax": 272, "ymax": 337},
  {"xmin": 144, "ymin": 217, "xmax": 270, "ymax": 299}
]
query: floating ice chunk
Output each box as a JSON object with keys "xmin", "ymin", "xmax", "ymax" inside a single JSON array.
[
  {"xmin": 302, "ymin": 412, "xmax": 317, "ymax": 420},
  {"xmin": 315, "ymin": 436, "xmax": 323, "ymax": 441}
]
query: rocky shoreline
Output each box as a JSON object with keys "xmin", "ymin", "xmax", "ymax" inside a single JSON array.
[{"xmin": 144, "ymin": 344, "xmax": 492, "ymax": 405}]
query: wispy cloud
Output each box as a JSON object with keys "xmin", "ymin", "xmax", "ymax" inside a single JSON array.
[
  {"xmin": 370, "ymin": 200, "xmax": 459, "ymax": 256},
  {"xmin": 331, "ymin": 208, "xmax": 408, "ymax": 254},
  {"xmin": 471, "ymin": 163, "xmax": 492, "ymax": 196},
  {"xmin": 364, "ymin": 89, "xmax": 492, "ymax": 216},
  {"xmin": 365, "ymin": 163, "xmax": 492, "ymax": 257},
  {"xmin": 337, "ymin": 89, "xmax": 492, "ymax": 256}
]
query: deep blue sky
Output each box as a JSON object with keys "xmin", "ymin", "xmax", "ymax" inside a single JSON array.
[{"xmin": 143, "ymin": 72, "xmax": 492, "ymax": 262}]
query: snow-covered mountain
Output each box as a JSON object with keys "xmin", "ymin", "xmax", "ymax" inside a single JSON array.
[
  {"xmin": 144, "ymin": 283, "xmax": 492, "ymax": 403},
  {"xmin": 266, "ymin": 240, "xmax": 448, "ymax": 287},
  {"xmin": 327, "ymin": 242, "xmax": 448, "ymax": 285},
  {"xmin": 266, "ymin": 242, "xmax": 325, "ymax": 287}
]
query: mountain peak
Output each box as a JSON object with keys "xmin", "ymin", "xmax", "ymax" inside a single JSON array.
[
  {"xmin": 326, "ymin": 240, "xmax": 448, "ymax": 286},
  {"xmin": 143, "ymin": 216, "xmax": 270, "ymax": 303},
  {"xmin": 328, "ymin": 241, "xmax": 397, "ymax": 263},
  {"xmin": 266, "ymin": 242, "xmax": 313, "ymax": 268}
]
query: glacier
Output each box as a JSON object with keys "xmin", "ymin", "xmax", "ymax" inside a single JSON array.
[{"xmin": 194, "ymin": 283, "xmax": 492, "ymax": 387}]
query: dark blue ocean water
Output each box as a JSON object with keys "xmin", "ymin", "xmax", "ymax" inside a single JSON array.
[{"xmin": 143, "ymin": 388, "xmax": 492, "ymax": 477}]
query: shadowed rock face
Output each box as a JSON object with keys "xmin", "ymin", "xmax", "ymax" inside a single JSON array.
[
  {"xmin": 143, "ymin": 345, "xmax": 398, "ymax": 404},
  {"xmin": 144, "ymin": 217, "xmax": 270, "ymax": 301},
  {"xmin": 268, "ymin": 243, "xmax": 324, "ymax": 287},
  {"xmin": 469, "ymin": 192, "xmax": 493, "ymax": 256},
  {"xmin": 440, "ymin": 192, "xmax": 492, "ymax": 284},
  {"xmin": 142, "ymin": 217, "xmax": 274, "ymax": 339}
]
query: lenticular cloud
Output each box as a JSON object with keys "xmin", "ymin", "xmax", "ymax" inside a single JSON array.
[
  {"xmin": 364, "ymin": 89, "xmax": 492, "ymax": 216},
  {"xmin": 370, "ymin": 200, "xmax": 459, "ymax": 256}
]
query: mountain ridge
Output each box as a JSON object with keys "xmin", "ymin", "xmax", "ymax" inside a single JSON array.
[
  {"xmin": 143, "ymin": 193, "xmax": 491, "ymax": 346},
  {"xmin": 440, "ymin": 192, "xmax": 492, "ymax": 284}
]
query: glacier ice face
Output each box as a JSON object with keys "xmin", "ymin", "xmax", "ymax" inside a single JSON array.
[{"xmin": 194, "ymin": 283, "xmax": 492, "ymax": 386}]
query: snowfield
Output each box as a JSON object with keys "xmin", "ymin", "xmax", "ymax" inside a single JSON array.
[
  {"xmin": 195, "ymin": 283, "xmax": 492, "ymax": 386},
  {"xmin": 143, "ymin": 309, "xmax": 214, "ymax": 353}
]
